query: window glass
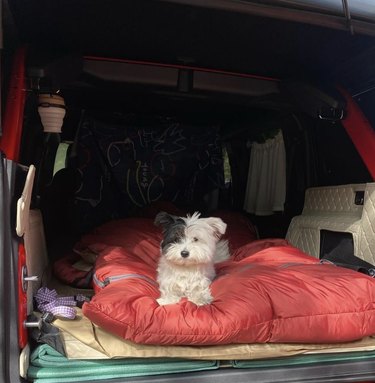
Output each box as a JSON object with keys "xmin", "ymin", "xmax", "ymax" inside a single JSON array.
[
  {"xmin": 254, "ymin": 0, "xmax": 375, "ymax": 21},
  {"xmin": 350, "ymin": 0, "xmax": 375, "ymax": 21}
]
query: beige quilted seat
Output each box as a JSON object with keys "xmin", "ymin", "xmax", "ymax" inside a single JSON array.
[{"xmin": 286, "ymin": 183, "xmax": 375, "ymax": 265}]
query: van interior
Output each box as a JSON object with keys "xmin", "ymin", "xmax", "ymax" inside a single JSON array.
[{"xmin": 2, "ymin": 1, "xmax": 375, "ymax": 383}]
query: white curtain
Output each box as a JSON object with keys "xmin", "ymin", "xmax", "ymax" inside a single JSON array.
[{"xmin": 243, "ymin": 130, "xmax": 286, "ymax": 216}]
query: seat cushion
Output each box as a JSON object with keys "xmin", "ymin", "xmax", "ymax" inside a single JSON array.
[{"xmin": 81, "ymin": 218, "xmax": 375, "ymax": 345}]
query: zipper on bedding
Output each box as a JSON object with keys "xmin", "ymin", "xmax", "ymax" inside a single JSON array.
[{"xmin": 93, "ymin": 273, "xmax": 158, "ymax": 288}]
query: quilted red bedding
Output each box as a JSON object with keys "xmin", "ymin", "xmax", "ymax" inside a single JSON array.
[{"xmin": 78, "ymin": 212, "xmax": 375, "ymax": 346}]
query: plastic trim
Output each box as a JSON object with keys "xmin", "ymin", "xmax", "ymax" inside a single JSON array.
[
  {"xmin": 0, "ymin": 157, "xmax": 24, "ymax": 383},
  {"xmin": 338, "ymin": 86, "xmax": 375, "ymax": 180},
  {"xmin": 0, "ymin": 47, "xmax": 27, "ymax": 162},
  {"xmin": 160, "ymin": 0, "xmax": 375, "ymax": 36}
]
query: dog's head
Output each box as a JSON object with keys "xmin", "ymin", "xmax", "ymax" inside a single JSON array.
[{"xmin": 154, "ymin": 211, "xmax": 226, "ymax": 265}]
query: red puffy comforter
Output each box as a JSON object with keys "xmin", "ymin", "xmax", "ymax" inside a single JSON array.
[{"xmin": 81, "ymin": 214, "xmax": 375, "ymax": 346}]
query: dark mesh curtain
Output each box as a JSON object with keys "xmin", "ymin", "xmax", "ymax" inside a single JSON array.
[
  {"xmin": 71, "ymin": 115, "xmax": 224, "ymax": 232},
  {"xmin": 225, "ymin": 138, "xmax": 250, "ymax": 210}
]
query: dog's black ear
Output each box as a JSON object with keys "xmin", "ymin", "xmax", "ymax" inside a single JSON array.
[{"xmin": 154, "ymin": 211, "xmax": 178, "ymax": 230}]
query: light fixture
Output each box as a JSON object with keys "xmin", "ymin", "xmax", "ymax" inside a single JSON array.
[{"xmin": 38, "ymin": 93, "xmax": 66, "ymax": 133}]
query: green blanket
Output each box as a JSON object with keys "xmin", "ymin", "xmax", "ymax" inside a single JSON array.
[{"xmin": 28, "ymin": 344, "xmax": 219, "ymax": 383}]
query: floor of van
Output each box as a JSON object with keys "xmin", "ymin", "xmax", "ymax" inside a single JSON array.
[{"xmin": 26, "ymin": 274, "xmax": 375, "ymax": 383}]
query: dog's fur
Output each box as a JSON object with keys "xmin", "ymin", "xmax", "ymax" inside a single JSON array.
[{"xmin": 154, "ymin": 211, "xmax": 230, "ymax": 306}]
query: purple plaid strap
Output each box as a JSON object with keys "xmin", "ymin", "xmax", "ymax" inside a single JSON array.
[{"xmin": 35, "ymin": 287, "xmax": 88, "ymax": 320}]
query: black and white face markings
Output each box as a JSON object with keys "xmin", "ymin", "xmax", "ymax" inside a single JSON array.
[{"xmin": 154, "ymin": 212, "xmax": 188, "ymax": 257}]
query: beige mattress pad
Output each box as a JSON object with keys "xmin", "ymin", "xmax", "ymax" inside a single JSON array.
[{"xmin": 52, "ymin": 309, "xmax": 375, "ymax": 360}]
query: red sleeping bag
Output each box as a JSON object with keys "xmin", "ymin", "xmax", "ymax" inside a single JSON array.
[{"xmin": 81, "ymin": 216, "xmax": 375, "ymax": 346}]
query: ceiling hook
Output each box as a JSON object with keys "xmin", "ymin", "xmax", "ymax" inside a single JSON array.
[{"xmin": 342, "ymin": 0, "xmax": 354, "ymax": 35}]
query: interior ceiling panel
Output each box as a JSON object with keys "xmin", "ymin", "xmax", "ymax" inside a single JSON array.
[{"xmin": 6, "ymin": 0, "xmax": 375, "ymax": 85}]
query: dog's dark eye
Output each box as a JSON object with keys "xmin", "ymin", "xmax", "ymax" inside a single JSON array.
[{"xmin": 193, "ymin": 237, "xmax": 198, "ymax": 242}]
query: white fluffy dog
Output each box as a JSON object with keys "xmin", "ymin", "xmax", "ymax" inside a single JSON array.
[{"xmin": 154, "ymin": 211, "xmax": 230, "ymax": 306}]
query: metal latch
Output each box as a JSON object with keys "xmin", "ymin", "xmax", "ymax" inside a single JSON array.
[
  {"xmin": 24, "ymin": 318, "xmax": 42, "ymax": 329},
  {"xmin": 21, "ymin": 266, "xmax": 39, "ymax": 293}
]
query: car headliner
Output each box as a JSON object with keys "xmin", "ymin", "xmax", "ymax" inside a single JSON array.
[{"xmin": 5, "ymin": 0, "xmax": 375, "ymax": 90}]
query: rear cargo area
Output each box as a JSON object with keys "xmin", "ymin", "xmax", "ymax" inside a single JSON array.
[
  {"xmin": 3, "ymin": 2, "xmax": 375, "ymax": 382},
  {"xmin": 15, "ymin": 58, "xmax": 375, "ymax": 383}
]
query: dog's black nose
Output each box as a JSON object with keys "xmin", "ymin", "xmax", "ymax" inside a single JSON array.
[{"xmin": 181, "ymin": 250, "xmax": 189, "ymax": 258}]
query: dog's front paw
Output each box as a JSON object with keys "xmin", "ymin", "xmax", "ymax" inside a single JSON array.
[
  {"xmin": 157, "ymin": 296, "xmax": 180, "ymax": 306},
  {"xmin": 188, "ymin": 292, "xmax": 213, "ymax": 306}
]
